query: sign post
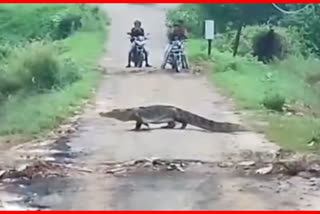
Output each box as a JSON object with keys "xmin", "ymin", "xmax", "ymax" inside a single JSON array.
[{"xmin": 204, "ymin": 20, "xmax": 215, "ymax": 56}]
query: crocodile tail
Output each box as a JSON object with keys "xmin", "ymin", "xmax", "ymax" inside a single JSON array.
[{"xmin": 176, "ymin": 109, "xmax": 248, "ymax": 132}]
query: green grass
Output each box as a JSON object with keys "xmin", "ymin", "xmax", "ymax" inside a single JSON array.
[
  {"xmin": 63, "ymin": 30, "xmax": 106, "ymax": 68},
  {"xmin": 0, "ymin": 72, "xmax": 99, "ymax": 135},
  {"xmin": 187, "ymin": 39, "xmax": 320, "ymax": 152},
  {"xmin": 0, "ymin": 31, "xmax": 106, "ymax": 135},
  {"xmin": 0, "ymin": 4, "xmax": 108, "ymax": 138},
  {"xmin": 258, "ymin": 114, "xmax": 319, "ymax": 152},
  {"xmin": 0, "ymin": 4, "xmax": 71, "ymax": 43}
]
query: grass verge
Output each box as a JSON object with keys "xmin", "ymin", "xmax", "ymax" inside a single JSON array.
[
  {"xmin": 187, "ymin": 39, "xmax": 320, "ymax": 152},
  {"xmin": 0, "ymin": 4, "xmax": 108, "ymax": 142}
]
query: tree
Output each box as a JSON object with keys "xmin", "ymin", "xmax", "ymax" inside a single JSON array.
[
  {"xmin": 198, "ymin": 4, "xmax": 282, "ymax": 56},
  {"xmin": 279, "ymin": 4, "xmax": 320, "ymax": 55}
]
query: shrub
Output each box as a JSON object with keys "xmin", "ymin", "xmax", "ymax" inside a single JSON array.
[
  {"xmin": 0, "ymin": 43, "xmax": 12, "ymax": 60},
  {"xmin": 262, "ymin": 93, "xmax": 285, "ymax": 112},
  {"xmin": 50, "ymin": 7, "xmax": 83, "ymax": 40},
  {"xmin": 0, "ymin": 4, "xmax": 103, "ymax": 44},
  {"xmin": 69, "ymin": 4, "xmax": 108, "ymax": 32},
  {"xmin": 252, "ymin": 29, "xmax": 286, "ymax": 63},
  {"xmin": 166, "ymin": 4, "xmax": 204, "ymax": 37},
  {"xmin": 213, "ymin": 25, "xmax": 308, "ymax": 58},
  {"xmin": 47, "ymin": 4, "xmax": 107, "ymax": 40},
  {"xmin": 0, "ymin": 41, "xmax": 81, "ymax": 94},
  {"xmin": 0, "ymin": 4, "xmax": 67, "ymax": 44},
  {"xmin": 55, "ymin": 57, "xmax": 82, "ymax": 88},
  {"xmin": 280, "ymin": 4, "xmax": 320, "ymax": 56}
]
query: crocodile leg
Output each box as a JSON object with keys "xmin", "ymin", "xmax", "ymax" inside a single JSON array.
[
  {"xmin": 133, "ymin": 117, "xmax": 150, "ymax": 131},
  {"xmin": 134, "ymin": 121, "xmax": 142, "ymax": 130},
  {"xmin": 180, "ymin": 122, "xmax": 188, "ymax": 129},
  {"xmin": 176, "ymin": 119, "xmax": 187, "ymax": 129},
  {"xmin": 143, "ymin": 123, "xmax": 150, "ymax": 129},
  {"xmin": 161, "ymin": 121, "xmax": 176, "ymax": 129}
]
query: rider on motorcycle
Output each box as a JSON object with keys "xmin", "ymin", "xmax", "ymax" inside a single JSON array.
[
  {"xmin": 161, "ymin": 19, "xmax": 188, "ymax": 69},
  {"xmin": 126, "ymin": 20, "xmax": 151, "ymax": 68}
]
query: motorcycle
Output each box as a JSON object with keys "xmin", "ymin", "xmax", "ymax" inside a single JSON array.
[
  {"xmin": 127, "ymin": 32, "xmax": 149, "ymax": 68},
  {"xmin": 167, "ymin": 36, "xmax": 189, "ymax": 73}
]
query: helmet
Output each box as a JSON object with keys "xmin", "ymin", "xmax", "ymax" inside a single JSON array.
[{"xmin": 134, "ymin": 20, "xmax": 141, "ymax": 26}]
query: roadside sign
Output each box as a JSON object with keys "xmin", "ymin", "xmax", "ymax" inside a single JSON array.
[
  {"xmin": 204, "ymin": 20, "xmax": 215, "ymax": 56},
  {"xmin": 205, "ymin": 20, "xmax": 214, "ymax": 40}
]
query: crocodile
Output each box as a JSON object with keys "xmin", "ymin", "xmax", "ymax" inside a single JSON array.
[{"xmin": 99, "ymin": 105, "xmax": 249, "ymax": 132}]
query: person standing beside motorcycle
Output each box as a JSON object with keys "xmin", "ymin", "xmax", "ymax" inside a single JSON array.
[
  {"xmin": 126, "ymin": 20, "xmax": 152, "ymax": 68},
  {"xmin": 161, "ymin": 20, "xmax": 188, "ymax": 69}
]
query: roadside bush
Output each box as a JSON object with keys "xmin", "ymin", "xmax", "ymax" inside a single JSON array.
[
  {"xmin": 213, "ymin": 25, "xmax": 308, "ymax": 58},
  {"xmin": 53, "ymin": 14, "xmax": 82, "ymax": 40},
  {"xmin": 280, "ymin": 4, "xmax": 320, "ymax": 56},
  {"xmin": 50, "ymin": 7, "xmax": 83, "ymax": 40},
  {"xmin": 307, "ymin": 73, "xmax": 320, "ymax": 85},
  {"xmin": 0, "ymin": 4, "xmax": 103, "ymax": 44},
  {"xmin": 252, "ymin": 29, "xmax": 286, "ymax": 63},
  {"xmin": 213, "ymin": 50, "xmax": 263, "ymax": 73},
  {"xmin": 0, "ymin": 43, "xmax": 11, "ymax": 60},
  {"xmin": 80, "ymin": 5, "xmax": 109, "ymax": 31},
  {"xmin": 55, "ymin": 57, "xmax": 83, "ymax": 88},
  {"xmin": 188, "ymin": 41, "xmax": 320, "ymax": 111},
  {"xmin": 0, "ymin": 4, "xmax": 107, "ymax": 137},
  {"xmin": 262, "ymin": 93, "xmax": 285, "ymax": 112},
  {"xmin": 0, "ymin": 41, "xmax": 81, "ymax": 94},
  {"xmin": 0, "ymin": 4, "xmax": 66, "ymax": 44},
  {"xmin": 166, "ymin": 4, "xmax": 204, "ymax": 37},
  {"xmin": 48, "ymin": 4, "xmax": 108, "ymax": 40}
]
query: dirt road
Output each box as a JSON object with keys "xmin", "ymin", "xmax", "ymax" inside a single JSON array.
[{"xmin": 1, "ymin": 4, "xmax": 320, "ymax": 210}]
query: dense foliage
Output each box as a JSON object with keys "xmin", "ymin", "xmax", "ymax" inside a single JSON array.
[
  {"xmin": 0, "ymin": 4, "xmax": 107, "ymax": 136},
  {"xmin": 181, "ymin": 4, "xmax": 320, "ymax": 151},
  {"xmin": 167, "ymin": 4, "xmax": 320, "ymax": 56},
  {"xmin": 0, "ymin": 4, "xmax": 106, "ymax": 44},
  {"xmin": 0, "ymin": 4, "xmax": 105, "ymax": 98}
]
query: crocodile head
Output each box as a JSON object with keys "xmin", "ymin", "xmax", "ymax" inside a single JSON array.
[{"xmin": 99, "ymin": 108, "xmax": 135, "ymax": 121}]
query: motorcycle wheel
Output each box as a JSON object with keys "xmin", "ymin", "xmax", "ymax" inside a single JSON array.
[
  {"xmin": 170, "ymin": 56, "xmax": 176, "ymax": 70},
  {"xmin": 174, "ymin": 55, "xmax": 182, "ymax": 73},
  {"xmin": 134, "ymin": 52, "xmax": 143, "ymax": 68},
  {"xmin": 176, "ymin": 61, "xmax": 182, "ymax": 73}
]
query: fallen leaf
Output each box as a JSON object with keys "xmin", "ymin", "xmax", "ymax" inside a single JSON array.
[
  {"xmin": 256, "ymin": 164, "xmax": 273, "ymax": 175},
  {"xmin": 218, "ymin": 162, "xmax": 234, "ymax": 168},
  {"xmin": 0, "ymin": 170, "xmax": 6, "ymax": 178},
  {"xmin": 238, "ymin": 161, "xmax": 255, "ymax": 167}
]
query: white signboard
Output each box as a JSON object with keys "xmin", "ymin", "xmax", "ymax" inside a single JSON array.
[{"xmin": 205, "ymin": 20, "xmax": 215, "ymax": 40}]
